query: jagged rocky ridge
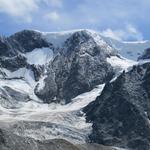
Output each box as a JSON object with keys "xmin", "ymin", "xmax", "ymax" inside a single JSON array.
[{"xmin": 84, "ymin": 62, "xmax": 150, "ymax": 150}]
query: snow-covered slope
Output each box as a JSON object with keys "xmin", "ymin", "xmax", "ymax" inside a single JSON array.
[{"xmin": 0, "ymin": 84, "xmax": 105, "ymax": 144}]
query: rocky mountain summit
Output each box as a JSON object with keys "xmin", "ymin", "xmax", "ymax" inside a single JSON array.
[{"xmin": 35, "ymin": 30, "xmax": 116, "ymax": 103}]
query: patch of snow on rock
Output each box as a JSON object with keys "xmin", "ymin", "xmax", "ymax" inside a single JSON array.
[
  {"xmin": 107, "ymin": 56, "xmax": 137, "ymax": 73},
  {"xmin": 26, "ymin": 47, "xmax": 53, "ymax": 65}
]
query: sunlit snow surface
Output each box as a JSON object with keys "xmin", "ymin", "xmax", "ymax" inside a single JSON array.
[
  {"xmin": 26, "ymin": 47, "xmax": 53, "ymax": 65},
  {"xmin": 107, "ymin": 56, "xmax": 137, "ymax": 73},
  {"xmin": 0, "ymin": 84, "xmax": 105, "ymax": 144}
]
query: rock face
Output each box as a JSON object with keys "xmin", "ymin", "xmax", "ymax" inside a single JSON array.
[
  {"xmin": 84, "ymin": 63, "xmax": 150, "ymax": 150},
  {"xmin": 138, "ymin": 48, "xmax": 150, "ymax": 60},
  {"xmin": 9, "ymin": 30, "xmax": 50, "ymax": 53},
  {"xmin": 0, "ymin": 55, "xmax": 27, "ymax": 71},
  {"xmin": 0, "ymin": 30, "xmax": 49, "ymax": 57}
]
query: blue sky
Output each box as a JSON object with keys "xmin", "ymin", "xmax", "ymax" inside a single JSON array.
[{"xmin": 0, "ymin": 0, "xmax": 150, "ymax": 41}]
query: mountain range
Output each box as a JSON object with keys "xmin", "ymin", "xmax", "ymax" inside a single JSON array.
[{"xmin": 0, "ymin": 29, "xmax": 150, "ymax": 150}]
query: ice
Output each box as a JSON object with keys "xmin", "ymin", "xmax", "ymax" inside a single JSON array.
[{"xmin": 26, "ymin": 47, "xmax": 53, "ymax": 65}]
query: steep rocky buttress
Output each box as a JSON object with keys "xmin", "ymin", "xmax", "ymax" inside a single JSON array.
[
  {"xmin": 35, "ymin": 30, "xmax": 116, "ymax": 103},
  {"xmin": 84, "ymin": 62, "xmax": 150, "ymax": 150}
]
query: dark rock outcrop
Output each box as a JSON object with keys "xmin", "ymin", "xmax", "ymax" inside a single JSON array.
[
  {"xmin": 34, "ymin": 64, "xmax": 58, "ymax": 103},
  {"xmin": 138, "ymin": 48, "xmax": 150, "ymax": 60},
  {"xmin": 9, "ymin": 30, "xmax": 50, "ymax": 53},
  {"xmin": 84, "ymin": 63, "xmax": 150, "ymax": 150},
  {"xmin": 0, "ymin": 30, "xmax": 50, "ymax": 57},
  {"xmin": 27, "ymin": 64, "xmax": 44, "ymax": 81},
  {"xmin": 0, "ymin": 36, "xmax": 17, "ymax": 57},
  {"xmin": 0, "ymin": 55, "xmax": 27, "ymax": 71}
]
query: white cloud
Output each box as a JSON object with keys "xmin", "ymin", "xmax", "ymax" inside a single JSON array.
[
  {"xmin": 44, "ymin": 12, "xmax": 60, "ymax": 22},
  {"xmin": 0, "ymin": 0, "xmax": 63, "ymax": 22},
  {"xmin": 42, "ymin": 0, "xmax": 63, "ymax": 8},
  {"xmin": 101, "ymin": 29, "xmax": 124, "ymax": 41},
  {"xmin": 0, "ymin": 0, "xmax": 38, "ymax": 22},
  {"xmin": 101, "ymin": 24, "xmax": 143, "ymax": 41}
]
